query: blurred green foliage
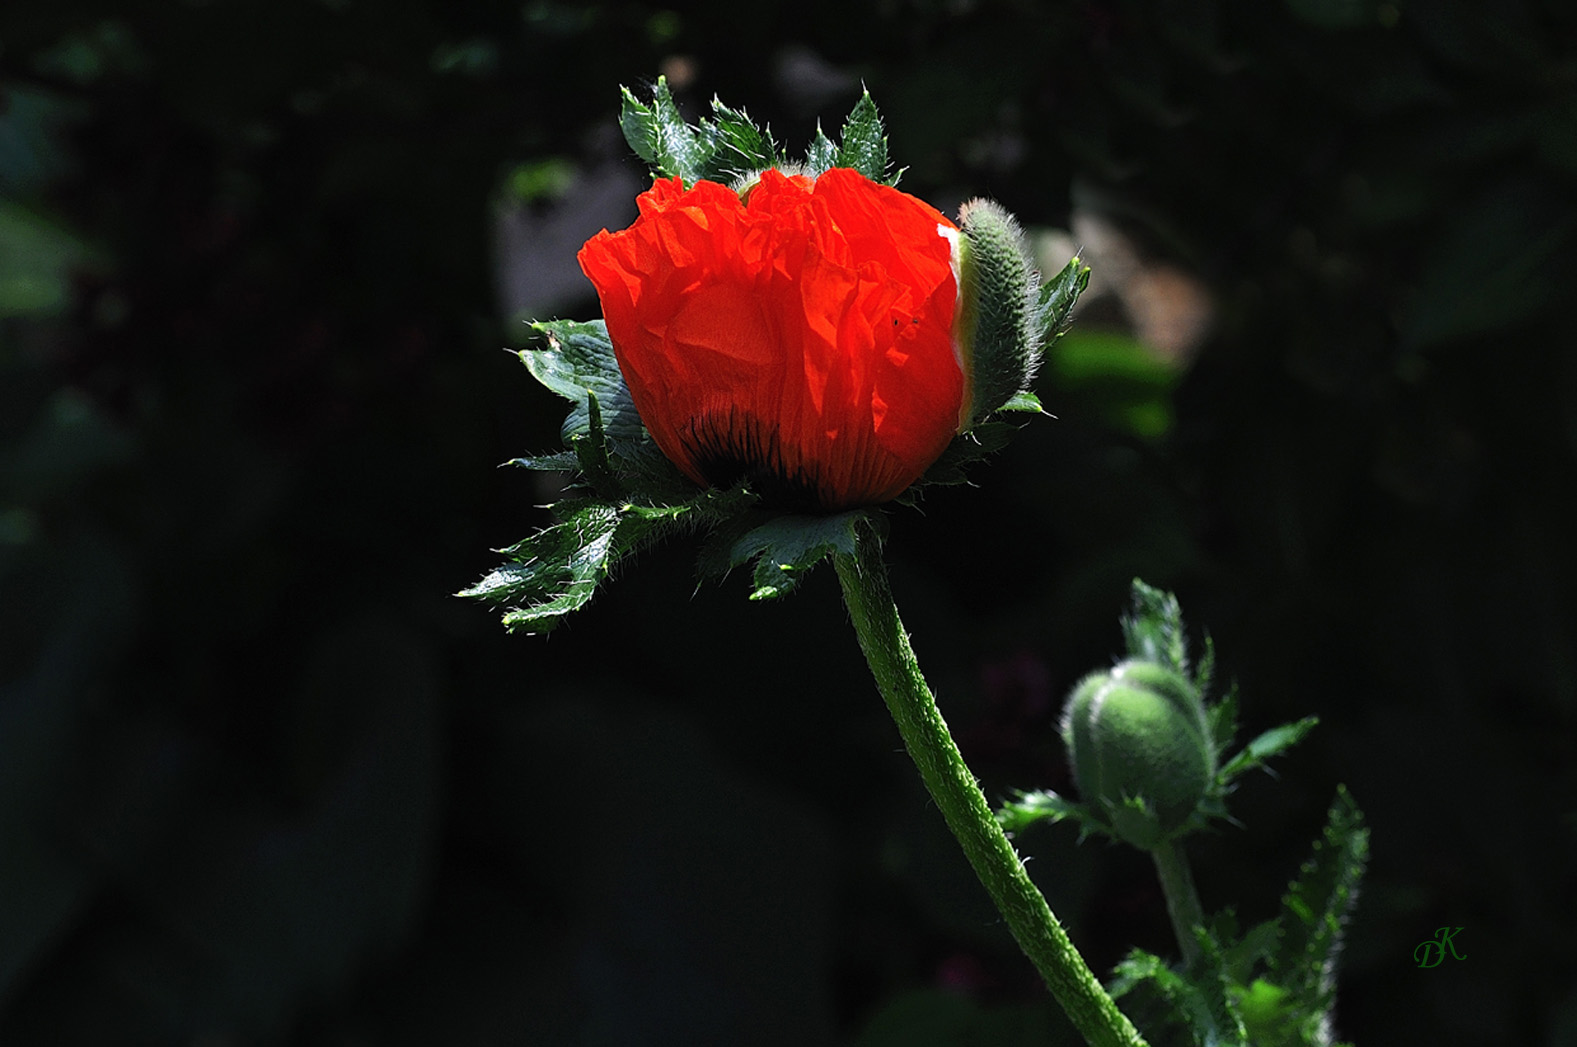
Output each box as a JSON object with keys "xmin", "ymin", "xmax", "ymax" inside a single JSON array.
[{"xmin": 2, "ymin": 1, "xmax": 1574, "ymax": 1044}]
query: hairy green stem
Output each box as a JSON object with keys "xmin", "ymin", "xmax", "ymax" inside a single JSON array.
[
  {"xmin": 1151, "ymin": 839, "xmax": 1206, "ymax": 968},
  {"xmin": 834, "ymin": 522, "xmax": 1146, "ymax": 1047}
]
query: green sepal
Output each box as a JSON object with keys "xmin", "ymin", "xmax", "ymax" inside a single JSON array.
[
  {"xmin": 899, "ymin": 248, "xmax": 1083, "ymax": 496},
  {"xmin": 837, "ymin": 86, "xmax": 892, "ymax": 184},
  {"xmin": 957, "ymin": 199, "xmax": 1040, "ymax": 427},
  {"xmin": 999, "ymin": 390, "xmax": 1044, "ymax": 413},
  {"xmin": 902, "ymin": 419, "xmax": 1022, "ymax": 495},
  {"xmin": 1035, "ymin": 253, "xmax": 1092, "ymax": 348},
  {"xmin": 722, "ymin": 509, "xmax": 873, "ymax": 600}
]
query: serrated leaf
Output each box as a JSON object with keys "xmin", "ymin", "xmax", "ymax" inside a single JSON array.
[
  {"xmin": 1035, "ymin": 255, "xmax": 1091, "ymax": 345},
  {"xmin": 1231, "ymin": 978, "xmax": 1299, "ymax": 1046},
  {"xmin": 569, "ymin": 392, "xmax": 619, "ymax": 495},
  {"xmin": 1191, "ymin": 928, "xmax": 1251, "ymax": 1046},
  {"xmin": 1207, "ymin": 686, "xmax": 1240, "ymax": 759},
  {"xmin": 507, "ymin": 452, "xmax": 578, "ymax": 471},
  {"xmin": 457, "ymin": 502, "xmax": 623, "ymax": 633},
  {"xmin": 703, "ymin": 97, "xmax": 777, "ymax": 180},
  {"xmin": 1271, "ymin": 786, "xmax": 1367, "ymax": 1028},
  {"xmin": 618, "ymin": 77, "xmax": 712, "ymax": 183},
  {"xmin": 838, "ymin": 87, "xmax": 890, "ymax": 183},
  {"xmin": 995, "ymin": 789, "xmax": 1105, "ymax": 839},
  {"xmin": 458, "ymin": 501, "xmax": 694, "ymax": 634},
  {"xmin": 522, "ymin": 319, "xmax": 644, "ymax": 444},
  {"xmin": 1121, "ymin": 578, "xmax": 1191, "ymax": 676},
  {"xmin": 618, "ymin": 84, "xmax": 662, "ymax": 169},
  {"xmin": 1218, "ymin": 716, "xmax": 1319, "ymax": 784},
  {"xmin": 805, "ymin": 122, "xmax": 838, "ymax": 177},
  {"xmin": 1110, "ymin": 948, "xmax": 1248, "ymax": 1047},
  {"xmin": 520, "ymin": 318, "xmax": 697, "ymax": 500},
  {"xmin": 729, "ymin": 510, "xmax": 866, "ymax": 599},
  {"xmin": 1221, "ymin": 918, "xmax": 1282, "ymax": 985},
  {"xmin": 1195, "ymin": 633, "xmax": 1217, "ymax": 698}
]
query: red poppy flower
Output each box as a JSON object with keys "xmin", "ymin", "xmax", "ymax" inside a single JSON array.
[{"xmin": 577, "ymin": 167, "xmax": 966, "ymax": 511}]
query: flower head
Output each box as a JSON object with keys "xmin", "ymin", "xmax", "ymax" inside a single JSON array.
[{"xmin": 578, "ymin": 167, "xmax": 965, "ymax": 511}]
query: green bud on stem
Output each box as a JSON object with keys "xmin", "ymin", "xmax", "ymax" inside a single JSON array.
[{"xmin": 1061, "ymin": 660, "xmax": 1216, "ymax": 850}]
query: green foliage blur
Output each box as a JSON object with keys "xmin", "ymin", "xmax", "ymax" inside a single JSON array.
[{"xmin": 2, "ymin": 2, "xmax": 1574, "ymax": 1045}]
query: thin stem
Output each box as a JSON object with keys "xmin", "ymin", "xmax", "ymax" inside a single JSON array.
[
  {"xmin": 1151, "ymin": 839, "xmax": 1206, "ymax": 968},
  {"xmin": 834, "ymin": 522, "xmax": 1147, "ymax": 1047}
]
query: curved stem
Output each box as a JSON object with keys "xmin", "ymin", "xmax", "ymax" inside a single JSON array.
[
  {"xmin": 1151, "ymin": 839, "xmax": 1205, "ymax": 968},
  {"xmin": 834, "ymin": 521, "xmax": 1147, "ymax": 1047}
]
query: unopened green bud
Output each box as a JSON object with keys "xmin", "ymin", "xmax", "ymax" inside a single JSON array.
[
  {"xmin": 954, "ymin": 199, "xmax": 1040, "ymax": 428},
  {"xmin": 1061, "ymin": 660, "xmax": 1216, "ymax": 850}
]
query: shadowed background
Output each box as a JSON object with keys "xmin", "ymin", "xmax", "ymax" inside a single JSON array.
[{"xmin": 2, "ymin": 1, "xmax": 1574, "ymax": 1044}]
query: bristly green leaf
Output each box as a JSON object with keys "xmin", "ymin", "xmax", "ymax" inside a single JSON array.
[
  {"xmin": 1036, "ymin": 255, "xmax": 1091, "ymax": 347},
  {"xmin": 569, "ymin": 392, "xmax": 619, "ymax": 495},
  {"xmin": 1231, "ymin": 978, "xmax": 1300, "ymax": 1047},
  {"xmin": 1122, "ymin": 578, "xmax": 1191, "ymax": 676},
  {"xmin": 618, "ymin": 84, "xmax": 662, "ymax": 170},
  {"xmin": 508, "ymin": 452, "xmax": 578, "ymax": 472},
  {"xmin": 459, "ymin": 497, "xmax": 721, "ymax": 634},
  {"xmin": 520, "ymin": 319, "xmax": 693, "ymax": 500},
  {"xmin": 1218, "ymin": 716, "xmax": 1320, "ymax": 784},
  {"xmin": 618, "ymin": 80, "xmax": 779, "ymax": 186},
  {"xmin": 727, "ymin": 510, "xmax": 868, "ymax": 599},
  {"xmin": 1269, "ymin": 785, "xmax": 1367, "ymax": 1044},
  {"xmin": 1110, "ymin": 948, "xmax": 1249, "ymax": 1047},
  {"xmin": 618, "ymin": 76, "xmax": 710, "ymax": 183},
  {"xmin": 804, "ymin": 122, "xmax": 838, "ymax": 178},
  {"xmin": 1195, "ymin": 633, "xmax": 1218, "ymax": 699},
  {"xmin": 1192, "ymin": 928, "xmax": 1252, "ymax": 1046},
  {"xmin": 838, "ymin": 87, "xmax": 891, "ymax": 184},
  {"xmin": 1221, "ymin": 916, "xmax": 1282, "ymax": 985},
  {"xmin": 1207, "ymin": 686, "xmax": 1240, "ymax": 761},
  {"xmin": 522, "ymin": 319, "xmax": 642, "ymax": 444},
  {"xmin": 703, "ymin": 97, "xmax": 777, "ymax": 180}
]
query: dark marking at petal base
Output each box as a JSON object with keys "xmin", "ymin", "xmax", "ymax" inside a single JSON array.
[{"xmin": 681, "ymin": 407, "xmax": 831, "ymax": 512}]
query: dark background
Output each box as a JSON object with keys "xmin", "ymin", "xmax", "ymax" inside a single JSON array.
[{"xmin": 3, "ymin": 1, "xmax": 1574, "ymax": 1044}]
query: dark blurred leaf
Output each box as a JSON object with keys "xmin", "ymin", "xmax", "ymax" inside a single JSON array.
[{"xmin": 1400, "ymin": 177, "xmax": 1576, "ymax": 349}]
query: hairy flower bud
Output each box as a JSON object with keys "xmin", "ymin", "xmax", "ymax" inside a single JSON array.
[{"xmin": 1061, "ymin": 660, "xmax": 1216, "ymax": 850}]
